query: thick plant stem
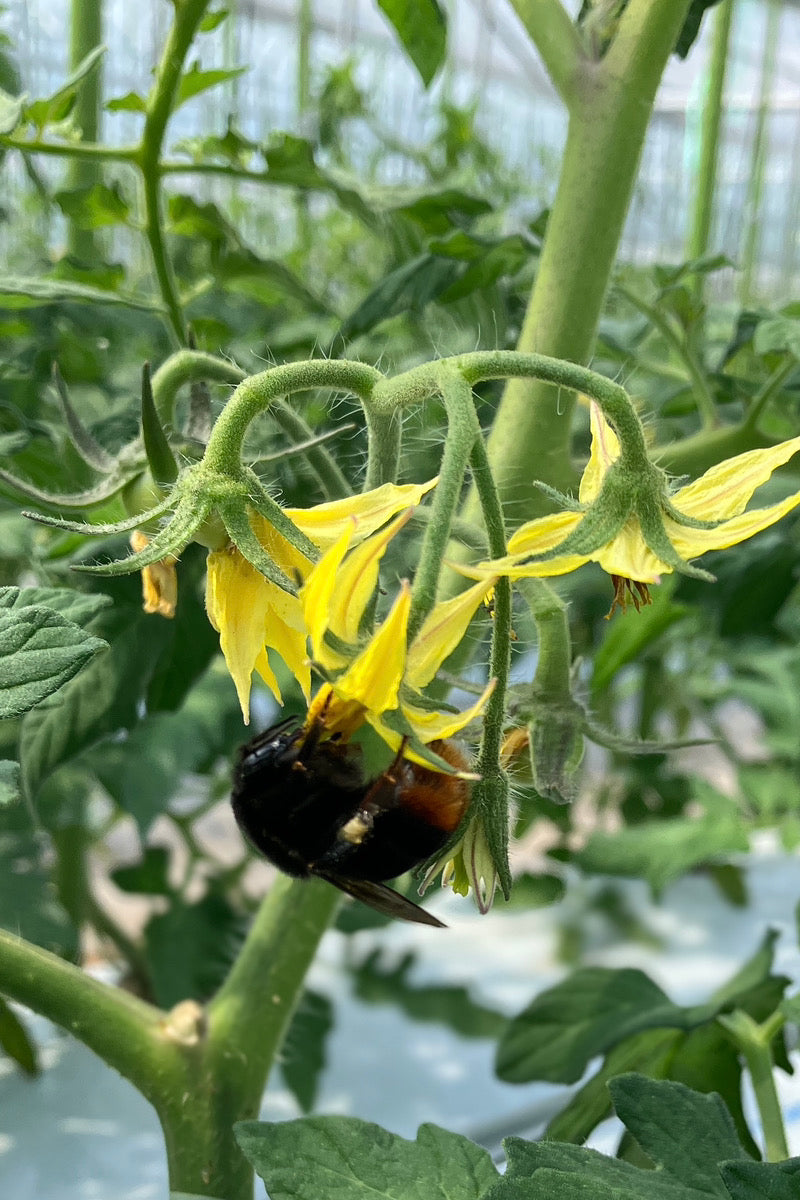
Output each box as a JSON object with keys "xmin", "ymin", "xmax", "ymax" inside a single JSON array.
[
  {"xmin": 195, "ymin": 876, "xmax": 341, "ymax": 1200},
  {"xmin": 462, "ymin": 0, "xmax": 691, "ymax": 526},
  {"xmin": 0, "ymin": 929, "xmax": 175, "ymax": 1098},
  {"xmin": 685, "ymin": 0, "xmax": 734, "ymax": 283},
  {"xmin": 66, "ymin": 0, "xmax": 103, "ymax": 261}
]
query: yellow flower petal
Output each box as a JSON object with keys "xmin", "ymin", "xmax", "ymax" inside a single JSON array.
[
  {"xmin": 668, "ymin": 488, "xmax": 800, "ymax": 559},
  {"xmin": 288, "ymin": 478, "xmax": 437, "ymax": 548},
  {"xmin": 300, "ymin": 521, "xmax": 355, "ymax": 666},
  {"xmin": 253, "ymin": 647, "xmax": 283, "ymax": 706},
  {"xmin": 403, "ymin": 678, "xmax": 496, "ymax": 743},
  {"xmin": 579, "ymin": 403, "xmax": 620, "ymax": 504},
  {"xmin": 206, "ymin": 547, "xmax": 276, "ymax": 722},
  {"xmin": 594, "ymin": 518, "xmax": 667, "ymax": 582},
  {"xmin": 406, "ymin": 578, "xmax": 496, "ymax": 690},
  {"xmin": 671, "ymin": 435, "xmax": 800, "ymax": 519},
  {"xmin": 328, "ymin": 510, "xmax": 413, "ymax": 645},
  {"xmin": 455, "ymin": 548, "xmax": 589, "ymax": 581},
  {"xmin": 333, "ymin": 581, "xmax": 411, "ymax": 718},
  {"xmin": 506, "ymin": 510, "xmax": 583, "ymax": 555}
]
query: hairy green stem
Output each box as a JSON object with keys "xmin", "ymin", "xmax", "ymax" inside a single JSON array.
[
  {"xmin": 203, "ymin": 360, "xmax": 382, "ymax": 475},
  {"xmin": 408, "ymin": 367, "xmax": 481, "ymax": 639},
  {"xmin": 518, "ymin": 578, "xmax": 572, "ymax": 702},
  {"xmin": 1, "ymin": 137, "xmax": 137, "ymax": 161}
]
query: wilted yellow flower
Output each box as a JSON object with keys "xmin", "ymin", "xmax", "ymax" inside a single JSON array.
[
  {"xmin": 130, "ymin": 530, "xmax": 177, "ymax": 619},
  {"xmin": 206, "ymin": 480, "xmax": 436, "ymax": 721}
]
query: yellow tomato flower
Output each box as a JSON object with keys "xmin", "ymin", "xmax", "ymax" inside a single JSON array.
[
  {"xmin": 206, "ymin": 480, "xmax": 436, "ymax": 721},
  {"xmin": 301, "ymin": 520, "xmax": 497, "ymax": 762},
  {"xmin": 457, "ymin": 404, "xmax": 800, "ymax": 605}
]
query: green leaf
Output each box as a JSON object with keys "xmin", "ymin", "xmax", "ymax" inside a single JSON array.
[
  {"xmin": 376, "ymin": 0, "xmax": 447, "ymax": 87},
  {"xmin": 0, "ymin": 604, "xmax": 107, "ymax": 720},
  {"xmin": 0, "ymin": 761, "xmax": 20, "ymax": 806},
  {"xmin": 752, "ymin": 315, "xmax": 800, "ymax": 359},
  {"xmin": 236, "ymin": 1118, "xmax": 498, "ymax": 1200},
  {"xmin": 54, "ymin": 182, "xmax": 130, "ymax": 229},
  {"xmin": 504, "ymin": 872, "xmax": 566, "ymax": 909},
  {"xmin": 0, "ymin": 805, "xmax": 77, "ymax": 954},
  {"xmin": 280, "ymin": 989, "xmax": 333, "ymax": 1112},
  {"xmin": 199, "ymin": 8, "xmax": 229, "ymax": 32},
  {"xmin": 608, "ymin": 1075, "xmax": 748, "ymax": 1193},
  {"xmin": 175, "ymin": 62, "xmax": 246, "ymax": 110},
  {"xmin": 88, "ymin": 662, "xmax": 241, "ymax": 833},
  {"xmin": 397, "ymin": 190, "xmax": 492, "ymax": 234},
  {"xmin": 105, "ymin": 90, "xmax": 147, "ymax": 113},
  {"xmin": 340, "ymin": 254, "xmax": 461, "ymax": 341},
  {"xmin": 111, "ymin": 846, "xmax": 172, "ymax": 896},
  {"xmin": 496, "ymin": 967, "xmax": 698, "ymax": 1084},
  {"xmin": 720, "ymin": 1159, "xmax": 800, "ymax": 1200},
  {"xmin": 0, "ymin": 585, "xmax": 112, "ymax": 628},
  {"xmin": 0, "ymin": 276, "xmax": 162, "ymax": 312},
  {"xmin": 18, "ymin": 590, "xmax": 174, "ymax": 797},
  {"xmin": 545, "ymin": 1027, "xmax": 682, "ymax": 1143},
  {"xmin": 674, "ymin": 1, "xmax": 725, "ymax": 59},
  {"xmin": 144, "ymin": 890, "xmax": 246, "ymax": 1007},
  {"xmin": 25, "ymin": 45, "xmax": 106, "ymax": 131},
  {"xmin": 574, "ymin": 787, "xmax": 749, "ymax": 894},
  {"xmin": 0, "ymin": 994, "xmax": 38, "ymax": 1075},
  {"xmin": 0, "ymin": 87, "xmax": 25, "ymax": 134},
  {"xmin": 498, "ymin": 1138, "xmax": 699, "ymax": 1199}
]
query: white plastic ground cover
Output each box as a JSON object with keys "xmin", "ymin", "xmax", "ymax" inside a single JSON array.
[{"xmin": 2, "ymin": 837, "xmax": 800, "ymax": 1199}]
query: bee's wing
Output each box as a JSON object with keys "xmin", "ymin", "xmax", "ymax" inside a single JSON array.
[{"xmin": 319, "ymin": 873, "xmax": 446, "ymax": 928}]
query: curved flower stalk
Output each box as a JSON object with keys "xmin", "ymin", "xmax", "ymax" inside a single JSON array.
[
  {"xmin": 206, "ymin": 481, "xmax": 437, "ymax": 720},
  {"xmin": 299, "ymin": 514, "xmax": 497, "ymax": 768},
  {"xmin": 457, "ymin": 403, "xmax": 800, "ymax": 608}
]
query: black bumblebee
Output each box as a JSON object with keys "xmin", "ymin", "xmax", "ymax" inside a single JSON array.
[{"xmin": 231, "ymin": 717, "xmax": 471, "ymax": 927}]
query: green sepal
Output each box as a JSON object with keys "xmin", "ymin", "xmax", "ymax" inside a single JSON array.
[
  {"xmin": 532, "ymin": 479, "xmax": 586, "ymax": 512},
  {"xmin": 51, "ymin": 363, "xmax": 115, "ymax": 472},
  {"xmin": 219, "ymin": 502, "xmax": 298, "ymax": 595},
  {"xmin": 242, "ymin": 467, "xmax": 319, "ymax": 561},
  {"xmin": 140, "ymin": 362, "xmax": 179, "ymax": 486},
  {"xmin": 22, "ymin": 494, "xmax": 174, "ymax": 536},
  {"xmin": 70, "ymin": 501, "xmax": 204, "ymax": 574}
]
